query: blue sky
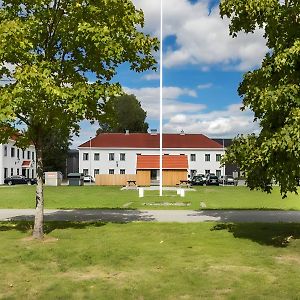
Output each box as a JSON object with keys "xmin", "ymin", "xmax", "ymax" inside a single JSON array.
[{"xmin": 74, "ymin": 0, "xmax": 268, "ymax": 147}]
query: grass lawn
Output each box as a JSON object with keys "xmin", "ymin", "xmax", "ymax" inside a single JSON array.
[
  {"xmin": 0, "ymin": 185, "xmax": 299, "ymax": 210},
  {"xmin": 1, "ymin": 221, "xmax": 300, "ymax": 299}
]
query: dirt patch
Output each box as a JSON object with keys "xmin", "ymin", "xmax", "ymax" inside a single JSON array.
[
  {"xmin": 21, "ymin": 236, "xmax": 59, "ymax": 243},
  {"xmin": 60, "ymin": 266, "xmax": 142, "ymax": 283},
  {"xmin": 275, "ymin": 255, "xmax": 300, "ymax": 265},
  {"xmin": 208, "ymin": 264, "xmax": 276, "ymax": 282}
]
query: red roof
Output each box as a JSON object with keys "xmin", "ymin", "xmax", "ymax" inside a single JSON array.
[
  {"xmin": 136, "ymin": 155, "xmax": 188, "ymax": 170},
  {"xmin": 79, "ymin": 133, "xmax": 222, "ymax": 149},
  {"xmin": 22, "ymin": 160, "xmax": 31, "ymax": 168}
]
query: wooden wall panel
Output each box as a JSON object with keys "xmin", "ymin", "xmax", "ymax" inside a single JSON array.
[
  {"xmin": 163, "ymin": 170, "xmax": 188, "ymax": 186},
  {"xmin": 136, "ymin": 170, "xmax": 151, "ymax": 186},
  {"xmin": 95, "ymin": 174, "xmax": 136, "ymax": 186}
]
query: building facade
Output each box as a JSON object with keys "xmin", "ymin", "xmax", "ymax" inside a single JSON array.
[
  {"xmin": 78, "ymin": 133, "xmax": 225, "ymax": 181},
  {"xmin": 0, "ymin": 139, "xmax": 36, "ymax": 184}
]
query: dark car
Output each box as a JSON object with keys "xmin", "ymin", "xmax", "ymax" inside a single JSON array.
[
  {"xmin": 190, "ymin": 175, "xmax": 205, "ymax": 186},
  {"xmin": 4, "ymin": 175, "xmax": 37, "ymax": 185},
  {"xmin": 206, "ymin": 175, "xmax": 219, "ymax": 186}
]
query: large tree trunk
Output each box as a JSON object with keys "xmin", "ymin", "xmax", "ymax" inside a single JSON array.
[{"xmin": 33, "ymin": 148, "xmax": 44, "ymax": 239}]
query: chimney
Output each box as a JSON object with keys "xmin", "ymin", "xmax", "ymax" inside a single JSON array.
[
  {"xmin": 125, "ymin": 129, "xmax": 129, "ymax": 135},
  {"xmin": 180, "ymin": 130, "xmax": 185, "ymax": 135},
  {"xmin": 150, "ymin": 129, "xmax": 157, "ymax": 135}
]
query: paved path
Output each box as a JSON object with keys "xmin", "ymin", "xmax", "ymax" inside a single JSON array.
[{"xmin": 1, "ymin": 209, "xmax": 300, "ymax": 223}]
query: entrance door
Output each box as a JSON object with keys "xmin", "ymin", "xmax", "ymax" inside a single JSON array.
[
  {"xmin": 150, "ymin": 170, "xmax": 157, "ymax": 180},
  {"xmin": 22, "ymin": 169, "xmax": 26, "ymax": 176}
]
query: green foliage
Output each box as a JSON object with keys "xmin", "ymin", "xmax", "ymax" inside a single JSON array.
[
  {"xmin": 220, "ymin": 0, "xmax": 300, "ymax": 196},
  {"xmin": 0, "ymin": 0, "xmax": 158, "ymax": 147},
  {"xmin": 96, "ymin": 93, "xmax": 149, "ymax": 134}
]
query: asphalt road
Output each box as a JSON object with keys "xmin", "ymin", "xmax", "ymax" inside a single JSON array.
[{"xmin": 1, "ymin": 209, "xmax": 300, "ymax": 223}]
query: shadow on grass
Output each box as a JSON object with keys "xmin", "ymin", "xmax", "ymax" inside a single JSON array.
[
  {"xmin": 7, "ymin": 209, "xmax": 156, "ymax": 223},
  {"xmin": 0, "ymin": 221, "xmax": 107, "ymax": 234},
  {"xmin": 211, "ymin": 223, "xmax": 300, "ymax": 247}
]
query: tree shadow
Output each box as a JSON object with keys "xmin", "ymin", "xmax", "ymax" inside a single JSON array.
[
  {"xmin": 4, "ymin": 209, "xmax": 156, "ymax": 224},
  {"xmin": 211, "ymin": 222, "xmax": 300, "ymax": 247},
  {"xmin": 0, "ymin": 221, "xmax": 107, "ymax": 234}
]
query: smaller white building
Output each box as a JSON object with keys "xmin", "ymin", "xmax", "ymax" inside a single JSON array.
[{"xmin": 0, "ymin": 138, "xmax": 36, "ymax": 184}]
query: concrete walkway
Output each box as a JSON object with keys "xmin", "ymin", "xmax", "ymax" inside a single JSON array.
[{"xmin": 1, "ymin": 209, "xmax": 300, "ymax": 223}]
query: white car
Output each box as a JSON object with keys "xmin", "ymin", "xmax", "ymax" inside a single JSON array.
[{"xmin": 83, "ymin": 175, "xmax": 95, "ymax": 182}]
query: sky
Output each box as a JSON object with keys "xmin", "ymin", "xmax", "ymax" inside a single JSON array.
[{"xmin": 74, "ymin": 0, "xmax": 268, "ymax": 147}]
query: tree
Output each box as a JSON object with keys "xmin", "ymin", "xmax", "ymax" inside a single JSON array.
[
  {"xmin": 42, "ymin": 127, "xmax": 72, "ymax": 176},
  {"xmin": 220, "ymin": 0, "xmax": 300, "ymax": 197},
  {"xmin": 0, "ymin": 0, "xmax": 158, "ymax": 238},
  {"xmin": 96, "ymin": 93, "xmax": 149, "ymax": 134}
]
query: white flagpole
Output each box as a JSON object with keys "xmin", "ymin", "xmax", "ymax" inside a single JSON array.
[{"xmin": 159, "ymin": 0, "xmax": 163, "ymax": 196}]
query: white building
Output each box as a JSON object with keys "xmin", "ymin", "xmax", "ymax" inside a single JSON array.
[
  {"xmin": 0, "ymin": 138, "xmax": 36, "ymax": 184},
  {"xmin": 78, "ymin": 132, "xmax": 225, "ymax": 180}
]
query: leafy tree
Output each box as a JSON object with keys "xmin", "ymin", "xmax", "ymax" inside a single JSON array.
[
  {"xmin": 42, "ymin": 128, "xmax": 71, "ymax": 176},
  {"xmin": 96, "ymin": 93, "xmax": 149, "ymax": 134},
  {"xmin": 0, "ymin": 0, "xmax": 158, "ymax": 238},
  {"xmin": 220, "ymin": 0, "xmax": 300, "ymax": 197}
]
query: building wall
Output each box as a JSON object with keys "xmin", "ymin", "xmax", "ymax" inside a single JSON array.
[
  {"xmin": 162, "ymin": 170, "xmax": 188, "ymax": 186},
  {"xmin": 78, "ymin": 148, "xmax": 225, "ymax": 178},
  {"xmin": 136, "ymin": 170, "xmax": 151, "ymax": 186},
  {"xmin": 0, "ymin": 140, "xmax": 36, "ymax": 184}
]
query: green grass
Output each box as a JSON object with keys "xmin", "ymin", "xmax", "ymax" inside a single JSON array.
[
  {"xmin": 1, "ymin": 222, "xmax": 300, "ymax": 299},
  {"xmin": 0, "ymin": 185, "xmax": 299, "ymax": 210}
]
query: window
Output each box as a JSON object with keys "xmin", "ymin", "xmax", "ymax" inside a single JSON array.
[
  {"xmin": 4, "ymin": 168, "xmax": 8, "ymax": 179},
  {"xmin": 216, "ymin": 170, "xmax": 221, "ymax": 177},
  {"xmin": 109, "ymin": 153, "xmax": 115, "ymax": 161},
  {"xmin": 216, "ymin": 154, "xmax": 222, "ymax": 162},
  {"xmin": 10, "ymin": 168, "xmax": 13, "ymax": 176},
  {"xmin": 120, "ymin": 169, "xmax": 126, "ymax": 174},
  {"xmin": 120, "ymin": 153, "xmax": 126, "ymax": 161},
  {"xmin": 94, "ymin": 169, "xmax": 100, "ymax": 176},
  {"xmin": 11, "ymin": 147, "xmax": 15, "ymax": 158},
  {"xmin": 190, "ymin": 154, "xmax": 196, "ymax": 161},
  {"xmin": 27, "ymin": 151, "xmax": 30, "ymax": 159},
  {"xmin": 205, "ymin": 154, "xmax": 210, "ymax": 162},
  {"xmin": 22, "ymin": 150, "xmax": 25, "ymax": 159},
  {"xmin": 32, "ymin": 152, "xmax": 35, "ymax": 160},
  {"xmin": 205, "ymin": 169, "xmax": 210, "ymax": 175},
  {"xmin": 94, "ymin": 153, "xmax": 100, "ymax": 161},
  {"xmin": 83, "ymin": 153, "xmax": 89, "ymax": 161},
  {"xmin": 17, "ymin": 149, "xmax": 20, "ymax": 159},
  {"xmin": 109, "ymin": 169, "xmax": 114, "ymax": 174},
  {"xmin": 17, "ymin": 169, "xmax": 19, "ymax": 175},
  {"xmin": 83, "ymin": 169, "xmax": 89, "ymax": 175},
  {"xmin": 4, "ymin": 146, "xmax": 7, "ymax": 157},
  {"xmin": 32, "ymin": 170, "xmax": 34, "ymax": 178}
]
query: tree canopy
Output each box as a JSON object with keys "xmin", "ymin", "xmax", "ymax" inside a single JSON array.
[
  {"xmin": 220, "ymin": 0, "xmax": 300, "ymax": 196},
  {"xmin": 96, "ymin": 93, "xmax": 149, "ymax": 134},
  {"xmin": 0, "ymin": 0, "xmax": 158, "ymax": 238}
]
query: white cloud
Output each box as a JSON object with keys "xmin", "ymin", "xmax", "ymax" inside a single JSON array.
[
  {"xmin": 133, "ymin": 0, "xmax": 267, "ymax": 71},
  {"xmin": 197, "ymin": 83, "xmax": 213, "ymax": 89},
  {"xmin": 124, "ymin": 86, "xmax": 204, "ymax": 120},
  {"xmin": 142, "ymin": 72, "xmax": 160, "ymax": 81},
  {"xmin": 163, "ymin": 103, "xmax": 260, "ymax": 137}
]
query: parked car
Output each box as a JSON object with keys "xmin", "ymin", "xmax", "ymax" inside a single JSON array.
[
  {"xmin": 83, "ymin": 175, "xmax": 95, "ymax": 182},
  {"xmin": 4, "ymin": 175, "xmax": 37, "ymax": 185},
  {"xmin": 206, "ymin": 175, "xmax": 219, "ymax": 186},
  {"xmin": 219, "ymin": 175, "xmax": 235, "ymax": 185},
  {"xmin": 190, "ymin": 175, "xmax": 205, "ymax": 186}
]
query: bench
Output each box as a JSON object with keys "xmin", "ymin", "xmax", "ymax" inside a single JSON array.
[
  {"xmin": 179, "ymin": 180, "xmax": 191, "ymax": 188},
  {"xmin": 127, "ymin": 180, "xmax": 137, "ymax": 187}
]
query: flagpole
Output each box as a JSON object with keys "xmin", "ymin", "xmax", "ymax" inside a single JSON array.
[{"xmin": 159, "ymin": 0, "xmax": 163, "ymax": 196}]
